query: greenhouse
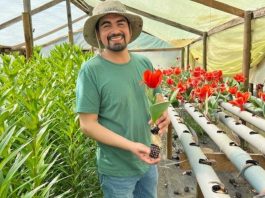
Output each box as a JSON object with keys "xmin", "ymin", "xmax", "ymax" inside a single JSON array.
[{"xmin": 1, "ymin": 0, "xmax": 265, "ymax": 197}]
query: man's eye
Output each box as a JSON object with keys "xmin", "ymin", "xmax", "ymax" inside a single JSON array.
[{"xmin": 102, "ymin": 24, "xmax": 110, "ymax": 29}]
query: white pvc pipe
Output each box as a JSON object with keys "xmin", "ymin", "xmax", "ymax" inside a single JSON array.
[
  {"xmin": 217, "ymin": 111, "xmax": 265, "ymax": 155},
  {"xmin": 184, "ymin": 103, "xmax": 265, "ymax": 194},
  {"xmin": 220, "ymin": 102, "xmax": 265, "ymax": 132},
  {"xmin": 168, "ymin": 106, "xmax": 230, "ymax": 198}
]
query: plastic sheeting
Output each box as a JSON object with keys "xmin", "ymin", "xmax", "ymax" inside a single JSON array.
[
  {"xmin": 41, "ymin": 31, "xmax": 180, "ymax": 69},
  {"xmin": 84, "ymin": 0, "xmax": 265, "ymax": 45},
  {"xmin": 1, "ymin": 0, "xmax": 265, "ymax": 82},
  {"xmin": 0, "ymin": 0, "xmax": 85, "ymax": 46},
  {"xmin": 189, "ymin": 16, "xmax": 265, "ymax": 83}
]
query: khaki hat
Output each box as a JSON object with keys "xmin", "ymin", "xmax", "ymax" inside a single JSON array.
[{"xmin": 83, "ymin": 0, "xmax": 143, "ymax": 48}]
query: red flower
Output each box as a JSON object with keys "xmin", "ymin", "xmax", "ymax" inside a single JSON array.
[
  {"xmin": 228, "ymin": 86, "xmax": 238, "ymax": 95},
  {"xmin": 219, "ymin": 83, "xmax": 226, "ymax": 93},
  {"xmin": 162, "ymin": 69, "xmax": 173, "ymax": 76},
  {"xmin": 259, "ymin": 92, "xmax": 265, "ymax": 101},
  {"xmin": 143, "ymin": 69, "xmax": 163, "ymax": 89},
  {"xmin": 229, "ymin": 97, "xmax": 245, "ymax": 110},
  {"xmin": 192, "ymin": 67, "xmax": 205, "ymax": 78},
  {"xmin": 194, "ymin": 84, "xmax": 214, "ymax": 102},
  {"xmin": 166, "ymin": 78, "xmax": 174, "ymax": 85},
  {"xmin": 205, "ymin": 72, "xmax": 213, "ymax": 81},
  {"xmin": 177, "ymin": 81, "xmax": 187, "ymax": 93},
  {"xmin": 236, "ymin": 91, "xmax": 250, "ymax": 103},
  {"xmin": 212, "ymin": 70, "xmax": 223, "ymax": 81},
  {"xmin": 229, "ymin": 91, "xmax": 251, "ymax": 110},
  {"xmin": 234, "ymin": 74, "xmax": 246, "ymax": 83},
  {"xmin": 174, "ymin": 67, "xmax": 182, "ymax": 75}
]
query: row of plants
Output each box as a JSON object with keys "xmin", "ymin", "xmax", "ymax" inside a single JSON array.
[
  {"xmin": 158, "ymin": 66, "xmax": 265, "ymax": 121},
  {"xmin": 0, "ymin": 44, "xmax": 102, "ymax": 197}
]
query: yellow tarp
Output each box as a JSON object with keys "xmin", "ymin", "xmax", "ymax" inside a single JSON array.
[{"xmin": 189, "ymin": 16, "xmax": 265, "ymax": 83}]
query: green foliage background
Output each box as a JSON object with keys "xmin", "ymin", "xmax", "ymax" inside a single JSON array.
[{"xmin": 0, "ymin": 44, "xmax": 102, "ymax": 197}]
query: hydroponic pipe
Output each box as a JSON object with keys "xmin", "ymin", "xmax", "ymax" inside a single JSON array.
[
  {"xmin": 168, "ymin": 106, "xmax": 230, "ymax": 198},
  {"xmin": 217, "ymin": 111, "xmax": 265, "ymax": 155},
  {"xmin": 220, "ymin": 102, "xmax": 265, "ymax": 132},
  {"xmin": 184, "ymin": 103, "xmax": 265, "ymax": 194}
]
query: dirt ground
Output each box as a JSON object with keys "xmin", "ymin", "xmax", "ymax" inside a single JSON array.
[{"xmin": 157, "ymin": 134, "xmax": 260, "ymax": 198}]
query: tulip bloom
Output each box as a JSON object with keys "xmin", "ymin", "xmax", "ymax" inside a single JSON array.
[
  {"xmin": 234, "ymin": 73, "xmax": 246, "ymax": 83},
  {"xmin": 259, "ymin": 92, "xmax": 265, "ymax": 101},
  {"xmin": 143, "ymin": 69, "xmax": 163, "ymax": 89},
  {"xmin": 229, "ymin": 97, "xmax": 245, "ymax": 110},
  {"xmin": 166, "ymin": 78, "xmax": 174, "ymax": 85},
  {"xmin": 228, "ymin": 86, "xmax": 238, "ymax": 95},
  {"xmin": 174, "ymin": 67, "xmax": 182, "ymax": 75},
  {"xmin": 236, "ymin": 91, "xmax": 250, "ymax": 103}
]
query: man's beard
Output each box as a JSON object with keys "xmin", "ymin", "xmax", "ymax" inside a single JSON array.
[{"xmin": 106, "ymin": 33, "xmax": 128, "ymax": 52}]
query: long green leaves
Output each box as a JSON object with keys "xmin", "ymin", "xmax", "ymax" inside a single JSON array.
[{"xmin": 0, "ymin": 44, "xmax": 101, "ymax": 197}]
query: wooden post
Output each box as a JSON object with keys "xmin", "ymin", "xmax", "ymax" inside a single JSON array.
[
  {"xmin": 186, "ymin": 45, "xmax": 190, "ymax": 70},
  {"xmin": 202, "ymin": 32, "xmax": 207, "ymax": 71},
  {"xmin": 167, "ymin": 123, "xmax": 173, "ymax": 159},
  {"xmin": 249, "ymin": 83, "xmax": 254, "ymax": 95},
  {"xmin": 242, "ymin": 11, "xmax": 252, "ymax": 91},
  {"xmin": 256, "ymin": 84, "xmax": 264, "ymax": 97},
  {"xmin": 66, "ymin": 0, "xmax": 74, "ymax": 44},
  {"xmin": 22, "ymin": 0, "xmax": 33, "ymax": 59},
  {"xmin": 181, "ymin": 47, "xmax": 185, "ymax": 70}
]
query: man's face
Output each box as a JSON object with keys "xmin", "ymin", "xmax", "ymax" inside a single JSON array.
[{"xmin": 97, "ymin": 13, "xmax": 131, "ymax": 52}]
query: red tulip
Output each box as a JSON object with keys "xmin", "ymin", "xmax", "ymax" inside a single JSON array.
[
  {"xmin": 219, "ymin": 83, "xmax": 226, "ymax": 93},
  {"xmin": 174, "ymin": 67, "xmax": 182, "ymax": 75},
  {"xmin": 143, "ymin": 69, "xmax": 163, "ymax": 89},
  {"xmin": 236, "ymin": 91, "xmax": 250, "ymax": 103},
  {"xmin": 229, "ymin": 97, "xmax": 245, "ymax": 110},
  {"xmin": 205, "ymin": 72, "xmax": 213, "ymax": 81},
  {"xmin": 259, "ymin": 92, "xmax": 265, "ymax": 101},
  {"xmin": 234, "ymin": 74, "xmax": 246, "ymax": 83},
  {"xmin": 166, "ymin": 78, "xmax": 174, "ymax": 85},
  {"xmin": 228, "ymin": 86, "xmax": 238, "ymax": 95}
]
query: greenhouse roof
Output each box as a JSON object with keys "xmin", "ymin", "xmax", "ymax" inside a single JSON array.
[{"xmin": 1, "ymin": 0, "xmax": 265, "ymax": 49}]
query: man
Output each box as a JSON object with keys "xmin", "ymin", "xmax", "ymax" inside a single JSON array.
[{"xmin": 76, "ymin": 1, "xmax": 170, "ymax": 197}]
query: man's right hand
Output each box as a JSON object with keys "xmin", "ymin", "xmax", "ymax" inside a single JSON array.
[{"xmin": 130, "ymin": 142, "xmax": 161, "ymax": 164}]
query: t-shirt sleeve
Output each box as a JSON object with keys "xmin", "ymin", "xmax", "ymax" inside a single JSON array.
[{"xmin": 76, "ymin": 66, "xmax": 100, "ymax": 114}]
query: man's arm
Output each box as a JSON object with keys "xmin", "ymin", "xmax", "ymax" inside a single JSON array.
[{"xmin": 79, "ymin": 113, "xmax": 160, "ymax": 164}]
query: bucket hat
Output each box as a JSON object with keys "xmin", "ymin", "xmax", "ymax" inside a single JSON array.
[{"xmin": 83, "ymin": 0, "xmax": 143, "ymax": 48}]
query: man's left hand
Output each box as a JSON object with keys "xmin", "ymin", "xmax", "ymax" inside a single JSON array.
[{"xmin": 155, "ymin": 111, "xmax": 171, "ymax": 135}]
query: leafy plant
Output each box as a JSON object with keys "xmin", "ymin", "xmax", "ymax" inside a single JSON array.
[{"xmin": 0, "ymin": 44, "xmax": 101, "ymax": 197}]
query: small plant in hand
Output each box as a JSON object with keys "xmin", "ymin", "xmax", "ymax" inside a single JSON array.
[{"xmin": 142, "ymin": 69, "xmax": 177, "ymax": 158}]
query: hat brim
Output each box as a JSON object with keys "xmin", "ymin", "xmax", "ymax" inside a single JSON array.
[{"xmin": 83, "ymin": 12, "xmax": 143, "ymax": 48}]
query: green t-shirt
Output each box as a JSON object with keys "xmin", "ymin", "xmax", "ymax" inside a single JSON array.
[{"xmin": 76, "ymin": 53, "xmax": 161, "ymax": 176}]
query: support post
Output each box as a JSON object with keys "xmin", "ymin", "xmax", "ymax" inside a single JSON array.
[
  {"xmin": 22, "ymin": 0, "xmax": 33, "ymax": 59},
  {"xmin": 249, "ymin": 83, "xmax": 254, "ymax": 95},
  {"xmin": 186, "ymin": 45, "xmax": 190, "ymax": 70},
  {"xmin": 242, "ymin": 11, "xmax": 252, "ymax": 91},
  {"xmin": 181, "ymin": 47, "xmax": 185, "ymax": 70},
  {"xmin": 202, "ymin": 32, "xmax": 207, "ymax": 71},
  {"xmin": 167, "ymin": 123, "xmax": 173, "ymax": 159},
  {"xmin": 66, "ymin": 0, "xmax": 74, "ymax": 44}
]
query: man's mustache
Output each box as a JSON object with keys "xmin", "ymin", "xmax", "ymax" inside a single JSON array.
[{"xmin": 107, "ymin": 33, "xmax": 125, "ymax": 41}]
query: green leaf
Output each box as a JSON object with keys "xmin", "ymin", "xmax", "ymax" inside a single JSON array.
[
  {"xmin": 150, "ymin": 101, "xmax": 170, "ymax": 123},
  {"xmin": 169, "ymin": 89, "xmax": 179, "ymax": 103}
]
